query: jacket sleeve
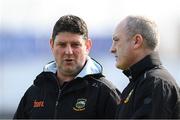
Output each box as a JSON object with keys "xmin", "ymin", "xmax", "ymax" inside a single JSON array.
[
  {"xmin": 96, "ymin": 78, "xmax": 121, "ymax": 118},
  {"xmin": 150, "ymin": 79, "xmax": 180, "ymax": 118},
  {"xmin": 131, "ymin": 77, "xmax": 180, "ymax": 119},
  {"xmin": 104, "ymin": 88, "xmax": 121, "ymax": 118},
  {"xmin": 13, "ymin": 94, "xmax": 27, "ymax": 119},
  {"xmin": 13, "ymin": 85, "xmax": 35, "ymax": 119}
]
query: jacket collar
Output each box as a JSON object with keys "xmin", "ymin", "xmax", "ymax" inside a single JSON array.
[
  {"xmin": 43, "ymin": 56, "xmax": 103, "ymax": 78},
  {"xmin": 34, "ymin": 70, "xmax": 103, "ymax": 94},
  {"xmin": 123, "ymin": 52, "xmax": 162, "ymax": 82},
  {"xmin": 34, "ymin": 72, "xmax": 88, "ymax": 94}
]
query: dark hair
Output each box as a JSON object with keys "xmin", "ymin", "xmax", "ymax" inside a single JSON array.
[{"xmin": 52, "ymin": 15, "xmax": 88, "ymax": 40}]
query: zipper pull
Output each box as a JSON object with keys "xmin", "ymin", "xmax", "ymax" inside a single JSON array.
[
  {"xmin": 55, "ymin": 101, "xmax": 58, "ymax": 106},
  {"xmin": 55, "ymin": 89, "xmax": 61, "ymax": 106}
]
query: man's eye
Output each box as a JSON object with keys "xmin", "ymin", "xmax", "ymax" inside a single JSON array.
[
  {"xmin": 113, "ymin": 36, "xmax": 119, "ymax": 42},
  {"xmin": 71, "ymin": 43, "xmax": 81, "ymax": 47},
  {"xmin": 113, "ymin": 38, "xmax": 119, "ymax": 42},
  {"xmin": 57, "ymin": 43, "xmax": 66, "ymax": 47}
]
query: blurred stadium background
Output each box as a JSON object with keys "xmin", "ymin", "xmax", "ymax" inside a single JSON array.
[{"xmin": 0, "ymin": 0, "xmax": 180, "ymax": 118}]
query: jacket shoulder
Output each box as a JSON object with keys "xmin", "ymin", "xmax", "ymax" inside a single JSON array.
[
  {"xmin": 86, "ymin": 74, "xmax": 117, "ymax": 89},
  {"xmin": 143, "ymin": 66, "xmax": 177, "ymax": 88},
  {"xmin": 96, "ymin": 77, "xmax": 118, "ymax": 90},
  {"xmin": 22, "ymin": 84, "xmax": 41, "ymax": 100},
  {"xmin": 89, "ymin": 75, "xmax": 121, "ymax": 103}
]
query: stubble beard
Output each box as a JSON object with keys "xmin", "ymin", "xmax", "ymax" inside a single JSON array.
[{"xmin": 58, "ymin": 62, "xmax": 82, "ymax": 77}]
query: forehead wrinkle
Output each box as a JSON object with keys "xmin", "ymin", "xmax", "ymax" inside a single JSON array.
[{"xmin": 112, "ymin": 29, "xmax": 120, "ymax": 40}]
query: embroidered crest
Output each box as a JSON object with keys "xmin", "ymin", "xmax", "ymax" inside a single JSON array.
[{"xmin": 73, "ymin": 98, "xmax": 87, "ymax": 111}]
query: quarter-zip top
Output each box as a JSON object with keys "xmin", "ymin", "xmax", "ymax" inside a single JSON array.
[{"xmin": 13, "ymin": 57, "xmax": 121, "ymax": 119}]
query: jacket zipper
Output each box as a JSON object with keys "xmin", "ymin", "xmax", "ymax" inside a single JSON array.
[
  {"xmin": 51, "ymin": 73, "xmax": 71, "ymax": 118},
  {"xmin": 51, "ymin": 73, "xmax": 62, "ymax": 119},
  {"xmin": 54, "ymin": 88, "xmax": 61, "ymax": 118}
]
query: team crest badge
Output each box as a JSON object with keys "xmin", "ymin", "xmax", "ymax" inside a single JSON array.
[{"xmin": 73, "ymin": 98, "xmax": 87, "ymax": 111}]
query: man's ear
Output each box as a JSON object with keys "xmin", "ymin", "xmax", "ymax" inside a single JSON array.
[
  {"xmin": 50, "ymin": 38, "xmax": 54, "ymax": 50},
  {"xmin": 132, "ymin": 34, "xmax": 143, "ymax": 49},
  {"xmin": 85, "ymin": 38, "xmax": 92, "ymax": 54}
]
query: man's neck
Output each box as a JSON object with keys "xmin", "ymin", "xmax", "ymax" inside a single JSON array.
[
  {"xmin": 56, "ymin": 71, "xmax": 75, "ymax": 86},
  {"xmin": 130, "ymin": 49, "xmax": 153, "ymax": 69}
]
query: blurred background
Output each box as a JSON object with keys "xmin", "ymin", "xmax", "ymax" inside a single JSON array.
[{"xmin": 0, "ymin": 0, "xmax": 180, "ymax": 118}]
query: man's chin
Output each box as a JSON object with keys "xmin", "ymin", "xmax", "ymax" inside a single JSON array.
[
  {"xmin": 116, "ymin": 64, "xmax": 123, "ymax": 70},
  {"xmin": 63, "ymin": 67, "xmax": 77, "ymax": 73},
  {"xmin": 64, "ymin": 67, "xmax": 74, "ymax": 72}
]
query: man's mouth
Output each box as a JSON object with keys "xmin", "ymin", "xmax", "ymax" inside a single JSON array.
[
  {"xmin": 64, "ymin": 59, "xmax": 74, "ymax": 63},
  {"xmin": 115, "ymin": 56, "xmax": 118, "ymax": 61}
]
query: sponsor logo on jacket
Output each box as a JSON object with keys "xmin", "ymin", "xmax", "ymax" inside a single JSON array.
[{"xmin": 33, "ymin": 100, "xmax": 44, "ymax": 108}]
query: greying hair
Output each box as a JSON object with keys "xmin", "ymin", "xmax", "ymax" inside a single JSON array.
[{"xmin": 125, "ymin": 16, "xmax": 159, "ymax": 50}]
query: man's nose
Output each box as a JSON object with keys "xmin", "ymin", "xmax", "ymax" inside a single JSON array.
[
  {"xmin": 65, "ymin": 45, "xmax": 73, "ymax": 54},
  {"xmin": 110, "ymin": 45, "xmax": 116, "ymax": 53}
]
